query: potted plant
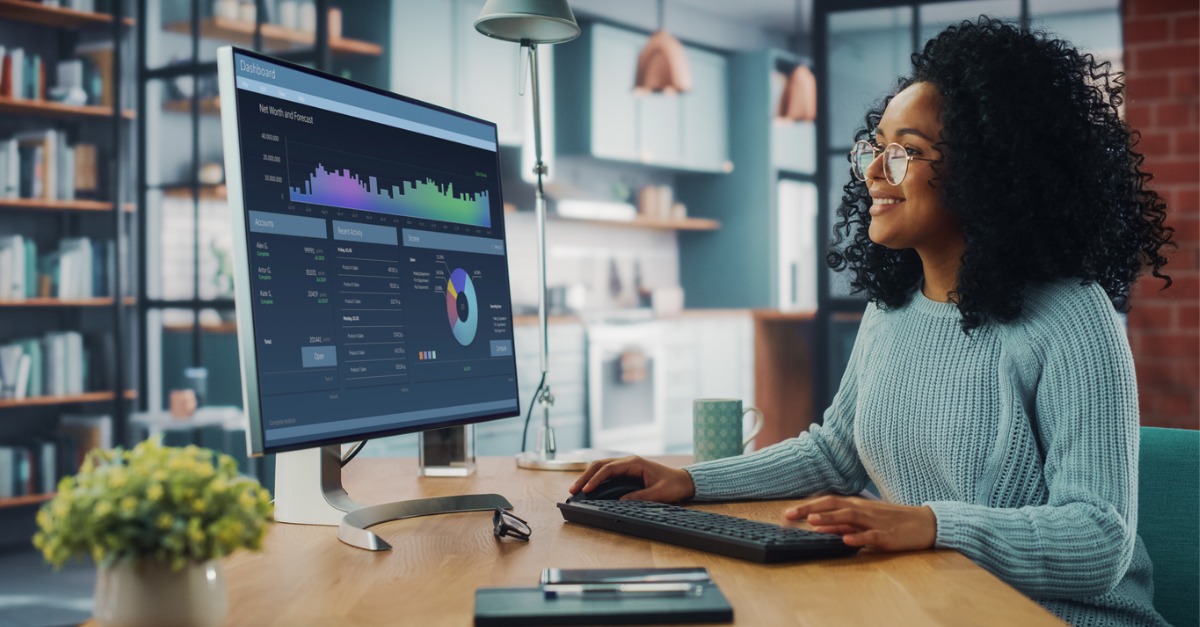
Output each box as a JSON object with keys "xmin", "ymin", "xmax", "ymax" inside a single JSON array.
[{"xmin": 33, "ymin": 438, "xmax": 273, "ymax": 627}]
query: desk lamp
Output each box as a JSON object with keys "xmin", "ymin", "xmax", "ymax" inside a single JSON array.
[{"xmin": 475, "ymin": 0, "xmax": 618, "ymax": 470}]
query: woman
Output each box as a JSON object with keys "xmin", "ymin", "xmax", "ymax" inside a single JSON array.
[{"xmin": 571, "ymin": 17, "xmax": 1173, "ymax": 627}]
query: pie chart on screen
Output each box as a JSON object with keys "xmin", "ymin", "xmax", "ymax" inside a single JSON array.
[{"xmin": 445, "ymin": 268, "xmax": 478, "ymax": 346}]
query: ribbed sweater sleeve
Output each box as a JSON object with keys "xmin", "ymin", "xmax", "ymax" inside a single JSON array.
[
  {"xmin": 926, "ymin": 285, "xmax": 1140, "ymax": 600},
  {"xmin": 684, "ymin": 305, "xmax": 877, "ymax": 500}
]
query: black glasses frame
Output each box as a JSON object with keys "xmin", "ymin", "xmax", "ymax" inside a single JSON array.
[{"xmin": 493, "ymin": 507, "xmax": 531, "ymax": 541}]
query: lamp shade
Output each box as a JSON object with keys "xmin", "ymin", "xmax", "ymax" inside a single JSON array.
[
  {"xmin": 474, "ymin": 0, "xmax": 580, "ymax": 44},
  {"xmin": 634, "ymin": 30, "xmax": 693, "ymax": 94},
  {"xmin": 777, "ymin": 65, "xmax": 816, "ymax": 121}
]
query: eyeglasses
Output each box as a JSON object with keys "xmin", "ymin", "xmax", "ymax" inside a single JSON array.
[
  {"xmin": 850, "ymin": 140, "xmax": 938, "ymax": 185},
  {"xmin": 493, "ymin": 508, "xmax": 531, "ymax": 541}
]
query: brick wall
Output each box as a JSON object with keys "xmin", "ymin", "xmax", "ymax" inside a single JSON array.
[{"xmin": 1123, "ymin": 0, "xmax": 1199, "ymax": 429}]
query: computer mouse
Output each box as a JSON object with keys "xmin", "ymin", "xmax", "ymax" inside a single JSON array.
[{"xmin": 568, "ymin": 475, "xmax": 646, "ymax": 503}]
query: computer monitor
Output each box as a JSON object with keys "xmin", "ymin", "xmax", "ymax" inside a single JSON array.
[{"xmin": 216, "ymin": 47, "xmax": 520, "ymax": 550}]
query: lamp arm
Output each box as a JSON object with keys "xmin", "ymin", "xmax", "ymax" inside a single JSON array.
[{"xmin": 526, "ymin": 42, "xmax": 549, "ymax": 378}]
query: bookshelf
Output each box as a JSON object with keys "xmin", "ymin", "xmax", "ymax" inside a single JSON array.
[
  {"xmin": 163, "ymin": 16, "xmax": 383, "ymax": 56},
  {"xmin": 0, "ymin": 0, "xmax": 134, "ymax": 28},
  {"xmin": 0, "ymin": 1, "xmax": 134, "ymax": 530}
]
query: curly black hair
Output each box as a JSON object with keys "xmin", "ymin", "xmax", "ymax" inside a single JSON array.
[{"xmin": 826, "ymin": 16, "xmax": 1174, "ymax": 332}]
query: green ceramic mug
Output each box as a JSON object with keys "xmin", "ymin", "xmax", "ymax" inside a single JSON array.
[{"xmin": 693, "ymin": 399, "xmax": 765, "ymax": 462}]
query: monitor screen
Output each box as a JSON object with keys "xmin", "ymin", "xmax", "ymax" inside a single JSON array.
[{"xmin": 219, "ymin": 48, "xmax": 520, "ymax": 456}]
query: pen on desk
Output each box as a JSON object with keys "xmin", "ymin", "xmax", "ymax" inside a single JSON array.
[{"xmin": 542, "ymin": 582, "xmax": 704, "ymax": 598}]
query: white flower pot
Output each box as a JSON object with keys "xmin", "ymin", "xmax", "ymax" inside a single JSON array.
[{"xmin": 94, "ymin": 559, "xmax": 227, "ymax": 627}]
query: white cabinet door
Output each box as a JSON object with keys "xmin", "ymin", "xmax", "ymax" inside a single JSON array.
[
  {"xmin": 590, "ymin": 24, "xmax": 642, "ymax": 161},
  {"xmin": 638, "ymin": 95, "xmax": 683, "ymax": 165},
  {"xmin": 681, "ymin": 48, "xmax": 730, "ymax": 172},
  {"xmin": 390, "ymin": 0, "xmax": 454, "ymax": 107},
  {"xmin": 454, "ymin": 0, "xmax": 524, "ymax": 146}
]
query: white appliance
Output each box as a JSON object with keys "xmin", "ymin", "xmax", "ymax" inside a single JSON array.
[
  {"xmin": 586, "ymin": 319, "xmax": 667, "ymax": 455},
  {"xmin": 777, "ymin": 179, "xmax": 818, "ymax": 312}
]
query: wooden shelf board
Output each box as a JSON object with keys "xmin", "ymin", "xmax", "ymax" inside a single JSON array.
[
  {"xmin": 0, "ymin": 493, "xmax": 54, "ymax": 509},
  {"xmin": 753, "ymin": 309, "xmax": 817, "ymax": 322},
  {"xmin": 0, "ymin": 390, "xmax": 136, "ymax": 409},
  {"xmin": 0, "ymin": 297, "xmax": 134, "ymax": 307},
  {"xmin": 164, "ymin": 17, "xmax": 382, "ymax": 56},
  {"xmin": 162, "ymin": 184, "xmax": 227, "ymax": 200},
  {"xmin": 556, "ymin": 215, "xmax": 720, "ymax": 231},
  {"xmin": 0, "ymin": 0, "xmax": 133, "ymax": 28},
  {"xmin": 163, "ymin": 96, "xmax": 221, "ymax": 115},
  {"xmin": 0, "ymin": 198, "xmax": 132, "ymax": 212},
  {"xmin": 0, "ymin": 97, "xmax": 134, "ymax": 119}
]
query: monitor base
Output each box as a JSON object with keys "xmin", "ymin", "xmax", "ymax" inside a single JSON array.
[
  {"xmin": 272, "ymin": 445, "xmax": 512, "ymax": 551},
  {"xmin": 338, "ymin": 493, "xmax": 512, "ymax": 551}
]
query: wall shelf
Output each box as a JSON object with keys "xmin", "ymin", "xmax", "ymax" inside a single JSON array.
[
  {"xmin": 163, "ymin": 96, "xmax": 220, "ymax": 115},
  {"xmin": 0, "ymin": 390, "xmax": 137, "ymax": 410},
  {"xmin": 161, "ymin": 184, "xmax": 227, "ymax": 200},
  {"xmin": 0, "ymin": 297, "xmax": 135, "ymax": 307},
  {"xmin": 0, "ymin": 198, "xmax": 134, "ymax": 213},
  {"xmin": 555, "ymin": 215, "xmax": 720, "ymax": 231},
  {"xmin": 0, "ymin": 97, "xmax": 135, "ymax": 120},
  {"xmin": 164, "ymin": 17, "xmax": 382, "ymax": 56},
  {"xmin": 0, "ymin": 493, "xmax": 54, "ymax": 509},
  {"xmin": 0, "ymin": 0, "xmax": 133, "ymax": 28}
]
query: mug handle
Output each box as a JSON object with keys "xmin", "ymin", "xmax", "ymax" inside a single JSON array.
[{"xmin": 742, "ymin": 408, "xmax": 764, "ymax": 449}]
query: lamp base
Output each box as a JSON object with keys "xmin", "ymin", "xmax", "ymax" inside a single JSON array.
[{"xmin": 515, "ymin": 448, "xmax": 629, "ymax": 471}]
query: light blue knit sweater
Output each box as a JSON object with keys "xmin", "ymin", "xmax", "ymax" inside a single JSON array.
[{"xmin": 686, "ymin": 280, "xmax": 1168, "ymax": 626}]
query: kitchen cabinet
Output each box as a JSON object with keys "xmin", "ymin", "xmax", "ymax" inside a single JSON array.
[
  {"xmin": 661, "ymin": 314, "xmax": 754, "ymax": 455},
  {"xmin": 677, "ymin": 49, "xmax": 818, "ymax": 310},
  {"xmin": 390, "ymin": 0, "xmax": 533, "ymax": 147},
  {"xmin": 556, "ymin": 22, "xmax": 731, "ymax": 173}
]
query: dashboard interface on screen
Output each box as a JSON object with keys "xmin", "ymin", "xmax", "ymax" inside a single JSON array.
[{"xmin": 227, "ymin": 50, "xmax": 519, "ymax": 452}]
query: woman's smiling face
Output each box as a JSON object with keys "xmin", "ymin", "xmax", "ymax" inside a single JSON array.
[{"xmin": 865, "ymin": 81, "xmax": 960, "ymax": 255}]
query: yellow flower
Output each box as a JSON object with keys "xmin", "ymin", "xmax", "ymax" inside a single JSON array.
[
  {"xmin": 107, "ymin": 468, "xmax": 128, "ymax": 489},
  {"xmin": 147, "ymin": 483, "xmax": 163, "ymax": 501},
  {"xmin": 192, "ymin": 499, "xmax": 207, "ymax": 514},
  {"xmin": 94, "ymin": 501, "xmax": 112, "ymax": 517},
  {"xmin": 120, "ymin": 497, "xmax": 137, "ymax": 515},
  {"xmin": 158, "ymin": 513, "xmax": 174, "ymax": 530}
]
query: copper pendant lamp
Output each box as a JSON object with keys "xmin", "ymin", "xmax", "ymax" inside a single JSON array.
[
  {"xmin": 777, "ymin": 0, "xmax": 816, "ymax": 121},
  {"xmin": 634, "ymin": 0, "xmax": 692, "ymax": 94}
]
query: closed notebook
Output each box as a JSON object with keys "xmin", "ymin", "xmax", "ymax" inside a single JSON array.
[{"xmin": 474, "ymin": 583, "xmax": 733, "ymax": 626}]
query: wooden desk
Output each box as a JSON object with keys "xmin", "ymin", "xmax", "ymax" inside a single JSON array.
[{"xmin": 215, "ymin": 456, "xmax": 1065, "ymax": 626}]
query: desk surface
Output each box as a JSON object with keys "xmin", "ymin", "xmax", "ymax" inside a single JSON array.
[{"xmin": 217, "ymin": 456, "xmax": 1065, "ymax": 626}]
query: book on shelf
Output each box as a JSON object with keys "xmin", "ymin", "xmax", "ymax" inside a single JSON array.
[
  {"xmin": 0, "ymin": 48, "xmax": 24, "ymax": 101},
  {"xmin": 0, "ymin": 446, "xmax": 32, "ymax": 499},
  {"xmin": 0, "ymin": 234, "xmax": 26, "ymax": 300},
  {"xmin": 0, "ymin": 130, "xmax": 94, "ymax": 203},
  {"xmin": 0, "ymin": 330, "xmax": 99, "ymax": 399},
  {"xmin": 0, "ymin": 436, "xmax": 68, "ymax": 499}
]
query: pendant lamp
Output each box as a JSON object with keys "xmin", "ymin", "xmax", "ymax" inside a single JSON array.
[
  {"xmin": 634, "ymin": 0, "xmax": 692, "ymax": 94},
  {"xmin": 777, "ymin": 0, "xmax": 816, "ymax": 121}
]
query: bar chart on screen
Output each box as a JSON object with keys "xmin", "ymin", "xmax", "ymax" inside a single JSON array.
[{"xmin": 285, "ymin": 139, "xmax": 493, "ymax": 228}]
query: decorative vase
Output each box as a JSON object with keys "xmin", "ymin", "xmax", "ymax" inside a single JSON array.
[{"xmin": 94, "ymin": 559, "xmax": 227, "ymax": 627}]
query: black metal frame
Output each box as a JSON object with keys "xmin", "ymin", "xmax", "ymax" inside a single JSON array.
[
  {"xmin": 810, "ymin": 0, "xmax": 1031, "ymax": 415},
  {"xmin": 134, "ymin": 0, "xmax": 331, "ymax": 411}
]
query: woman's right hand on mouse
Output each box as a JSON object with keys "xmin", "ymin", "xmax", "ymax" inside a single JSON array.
[{"xmin": 570, "ymin": 456, "xmax": 696, "ymax": 503}]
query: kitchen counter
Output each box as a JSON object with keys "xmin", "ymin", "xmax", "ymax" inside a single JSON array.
[{"xmin": 512, "ymin": 308, "xmax": 751, "ymax": 326}]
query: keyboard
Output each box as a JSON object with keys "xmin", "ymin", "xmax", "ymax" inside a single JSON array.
[{"xmin": 557, "ymin": 499, "xmax": 861, "ymax": 563}]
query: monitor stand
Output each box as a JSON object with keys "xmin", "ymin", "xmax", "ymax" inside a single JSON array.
[{"xmin": 272, "ymin": 446, "xmax": 512, "ymax": 551}]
